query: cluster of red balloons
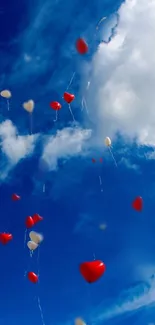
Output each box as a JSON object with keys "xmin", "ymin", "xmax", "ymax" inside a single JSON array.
[
  {"xmin": 50, "ymin": 91, "xmax": 75, "ymax": 114},
  {"xmin": 25, "ymin": 213, "xmax": 43, "ymax": 228},
  {"xmin": 92, "ymin": 158, "xmax": 103, "ymax": 163},
  {"xmin": 78, "ymin": 196, "xmax": 143, "ymax": 284},
  {"xmin": 0, "ymin": 193, "xmax": 44, "ymax": 284},
  {"xmin": 49, "ymin": 38, "xmax": 88, "ymax": 114}
]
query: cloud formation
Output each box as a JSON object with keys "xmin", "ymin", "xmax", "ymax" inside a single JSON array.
[
  {"xmin": 0, "ymin": 120, "xmax": 38, "ymax": 165},
  {"xmin": 87, "ymin": 0, "xmax": 155, "ymax": 146},
  {"xmin": 93, "ymin": 274, "xmax": 155, "ymax": 323},
  {"xmin": 41, "ymin": 126, "xmax": 92, "ymax": 171}
]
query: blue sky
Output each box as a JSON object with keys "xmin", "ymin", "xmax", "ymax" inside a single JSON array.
[{"xmin": 0, "ymin": 0, "xmax": 155, "ymax": 324}]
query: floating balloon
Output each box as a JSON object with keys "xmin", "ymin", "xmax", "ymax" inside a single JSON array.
[
  {"xmin": 28, "ymin": 271, "xmax": 38, "ymax": 283},
  {"xmin": 76, "ymin": 38, "xmax": 88, "ymax": 54},
  {"xmin": 50, "ymin": 101, "xmax": 61, "ymax": 111},
  {"xmin": 99, "ymin": 223, "xmax": 107, "ymax": 230},
  {"xmin": 75, "ymin": 318, "xmax": 86, "ymax": 325},
  {"xmin": 23, "ymin": 100, "xmax": 34, "ymax": 113},
  {"xmin": 12, "ymin": 193, "xmax": 20, "ymax": 201},
  {"xmin": 32, "ymin": 213, "xmax": 43, "ymax": 224},
  {"xmin": 63, "ymin": 92, "xmax": 75, "ymax": 104},
  {"xmin": 29, "ymin": 231, "xmax": 43, "ymax": 244},
  {"xmin": 23, "ymin": 100, "xmax": 34, "ymax": 134},
  {"xmin": 105, "ymin": 137, "xmax": 117, "ymax": 167},
  {"xmin": 79, "ymin": 260, "xmax": 105, "ymax": 283},
  {"xmin": 132, "ymin": 196, "xmax": 143, "ymax": 211},
  {"xmin": 25, "ymin": 216, "xmax": 34, "ymax": 228},
  {"xmin": 0, "ymin": 89, "xmax": 12, "ymax": 111},
  {"xmin": 0, "ymin": 233, "xmax": 13, "ymax": 244},
  {"xmin": 27, "ymin": 240, "xmax": 38, "ymax": 251},
  {"xmin": 50, "ymin": 101, "xmax": 62, "ymax": 122},
  {"xmin": 63, "ymin": 92, "xmax": 75, "ymax": 122},
  {"xmin": 0, "ymin": 90, "xmax": 11, "ymax": 99},
  {"xmin": 105, "ymin": 137, "xmax": 111, "ymax": 147}
]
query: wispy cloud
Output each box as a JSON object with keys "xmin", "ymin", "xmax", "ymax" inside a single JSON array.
[
  {"xmin": 119, "ymin": 157, "xmax": 139, "ymax": 171},
  {"xmin": 92, "ymin": 274, "xmax": 155, "ymax": 323},
  {"xmin": 73, "ymin": 213, "xmax": 93, "ymax": 233}
]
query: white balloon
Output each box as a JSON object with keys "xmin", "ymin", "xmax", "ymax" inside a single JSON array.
[
  {"xmin": 27, "ymin": 240, "xmax": 38, "ymax": 251},
  {"xmin": 105, "ymin": 136, "xmax": 111, "ymax": 147},
  {"xmin": 29, "ymin": 231, "xmax": 43, "ymax": 244},
  {"xmin": 23, "ymin": 100, "xmax": 34, "ymax": 113},
  {"xmin": 0, "ymin": 90, "xmax": 12, "ymax": 99},
  {"xmin": 75, "ymin": 318, "xmax": 86, "ymax": 325}
]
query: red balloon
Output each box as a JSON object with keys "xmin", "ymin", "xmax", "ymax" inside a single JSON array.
[
  {"xmin": 50, "ymin": 101, "xmax": 61, "ymax": 111},
  {"xmin": 32, "ymin": 213, "xmax": 43, "ymax": 224},
  {"xmin": 79, "ymin": 260, "xmax": 106, "ymax": 283},
  {"xmin": 28, "ymin": 272, "xmax": 38, "ymax": 283},
  {"xmin": 0, "ymin": 233, "xmax": 13, "ymax": 245},
  {"xmin": 76, "ymin": 38, "xmax": 88, "ymax": 54},
  {"xmin": 100, "ymin": 158, "xmax": 103, "ymax": 163},
  {"xmin": 25, "ymin": 216, "xmax": 34, "ymax": 228},
  {"xmin": 132, "ymin": 196, "xmax": 143, "ymax": 211},
  {"xmin": 92, "ymin": 158, "xmax": 96, "ymax": 163},
  {"xmin": 63, "ymin": 92, "xmax": 75, "ymax": 104},
  {"xmin": 12, "ymin": 193, "xmax": 20, "ymax": 201}
]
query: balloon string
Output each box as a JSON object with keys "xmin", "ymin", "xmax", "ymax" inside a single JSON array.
[
  {"xmin": 81, "ymin": 98, "xmax": 84, "ymax": 111},
  {"xmin": 37, "ymin": 296, "xmax": 46, "ymax": 325},
  {"xmin": 98, "ymin": 175, "xmax": 103, "ymax": 192},
  {"xmin": 24, "ymin": 229, "xmax": 27, "ymax": 248},
  {"xmin": 108, "ymin": 147, "xmax": 118, "ymax": 167},
  {"xmin": 84, "ymin": 97, "xmax": 89, "ymax": 115},
  {"xmin": 29, "ymin": 113, "xmax": 33, "ymax": 135},
  {"xmin": 7, "ymin": 99, "xmax": 9, "ymax": 111},
  {"xmin": 53, "ymin": 110, "xmax": 58, "ymax": 122},
  {"xmin": 30, "ymin": 250, "xmax": 33, "ymax": 258},
  {"xmin": 37, "ymin": 247, "xmax": 40, "ymax": 280},
  {"xmin": 86, "ymin": 81, "xmax": 90, "ymax": 90},
  {"xmin": 66, "ymin": 72, "xmax": 76, "ymax": 91},
  {"xmin": 68, "ymin": 104, "xmax": 76, "ymax": 122}
]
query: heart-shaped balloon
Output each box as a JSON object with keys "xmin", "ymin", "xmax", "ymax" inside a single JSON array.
[
  {"xmin": 76, "ymin": 38, "xmax": 88, "ymax": 54},
  {"xmin": 25, "ymin": 216, "xmax": 34, "ymax": 228},
  {"xmin": 50, "ymin": 101, "xmax": 61, "ymax": 111},
  {"xmin": 23, "ymin": 100, "xmax": 34, "ymax": 113},
  {"xmin": 0, "ymin": 90, "xmax": 12, "ymax": 99},
  {"xmin": 32, "ymin": 213, "xmax": 43, "ymax": 224},
  {"xmin": 132, "ymin": 196, "xmax": 143, "ymax": 211},
  {"xmin": 28, "ymin": 271, "xmax": 38, "ymax": 283},
  {"xmin": 29, "ymin": 231, "xmax": 43, "ymax": 244},
  {"xmin": 0, "ymin": 233, "xmax": 13, "ymax": 244},
  {"xmin": 12, "ymin": 193, "xmax": 20, "ymax": 201},
  {"xmin": 63, "ymin": 92, "xmax": 75, "ymax": 104},
  {"xmin": 27, "ymin": 240, "xmax": 38, "ymax": 251},
  {"xmin": 79, "ymin": 260, "xmax": 106, "ymax": 283}
]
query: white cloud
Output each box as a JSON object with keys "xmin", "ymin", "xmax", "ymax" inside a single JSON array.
[
  {"xmin": 41, "ymin": 126, "xmax": 92, "ymax": 171},
  {"xmin": 118, "ymin": 157, "xmax": 139, "ymax": 170},
  {"xmin": 93, "ymin": 274, "xmax": 155, "ymax": 323},
  {"xmin": 87, "ymin": 0, "xmax": 155, "ymax": 146},
  {"xmin": 0, "ymin": 120, "xmax": 38, "ymax": 165}
]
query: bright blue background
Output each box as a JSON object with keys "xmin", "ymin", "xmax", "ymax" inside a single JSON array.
[{"xmin": 0, "ymin": 0, "xmax": 155, "ymax": 324}]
